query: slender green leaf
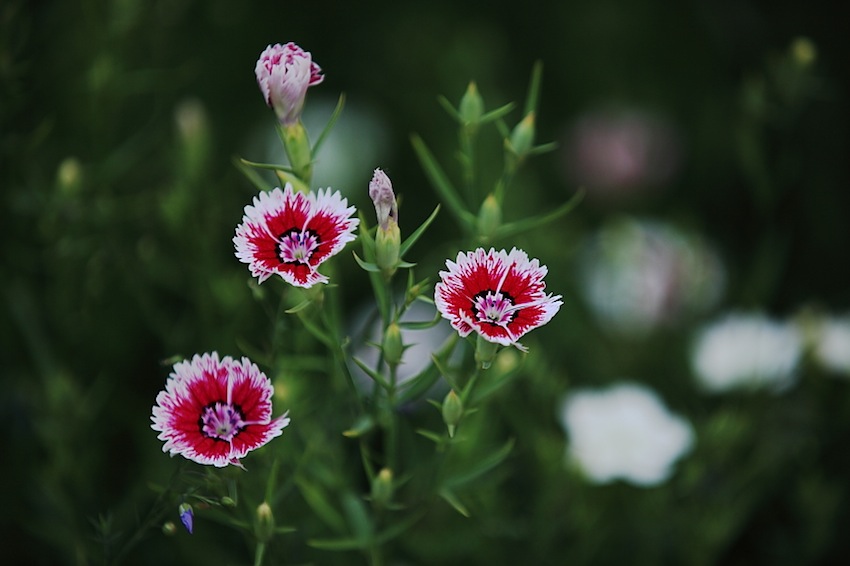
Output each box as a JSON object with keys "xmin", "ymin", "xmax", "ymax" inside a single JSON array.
[
  {"xmin": 239, "ymin": 157, "xmax": 297, "ymax": 173},
  {"xmin": 295, "ymin": 478, "xmax": 346, "ymax": 533},
  {"xmin": 307, "ymin": 536, "xmax": 369, "ymax": 551},
  {"xmin": 312, "ymin": 92, "xmax": 346, "ymax": 157},
  {"xmin": 493, "ymin": 188, "xmax": 585, "ymax": 241},
  {"xmin": 352, "ymin": 251, "xmax": 380, "ymax": 273},
  {"xmin": 415, "ymin": 429, "xmax": 445, "ymax": 444},
  {"xmin": 397, "ymin": 311, "xmax": 442, "ymax": 330},
  {"xmin": 234, "ymin": 157, "xmax": 274, "ymax": 192},
  {"xmin": 410, "ymin": 135, "xmax": 476, "ymax": 230},
  {"xmin": 437, "ymin": 95, "xmax": 462, "ymax": 122},
  {"xmin": 523, "ymin": 60, "xmax": 543, "ymax": 117},
  {"xmin": 351, "ymin": 356, "xmax": 391, "ymax": 391},
  {"xmin": 439, "ymin": 489, "xmax": 470, "ymax": 518},
  {"xmin": 284, "ymin": 298, "xmax": 313, "ymax": 314},
  {"xmin": 399, "ymin": 204, "xmax": 441, "ymax": 257},
  {"xmin": 343, "ymin": 414, "xmax": 376, "ymax": 438},
  {"xmin": 444, "ymin": 438, "xmax": 515, "ymax": 488},
  {"xmin": 480, "ymin": 101, "xmax": 516, "ymax": 124}
]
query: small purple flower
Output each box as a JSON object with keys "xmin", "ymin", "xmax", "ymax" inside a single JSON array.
[
  {"xmin": 368, "ymin": 168, "xmax": 398, "ymax": 230},
  {"xmin": 178, "ymin": 503, "xmax": 194, "ymax": 534},
  {"xmin": 255, "ymin": 42, "xmax": 324, "ymax": 125}
]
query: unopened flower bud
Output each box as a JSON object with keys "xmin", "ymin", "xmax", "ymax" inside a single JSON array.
[
  {"xmin": 509, "ymin": 112, "xmax": 536, "ymax": 159},
  {"xmin": 255, "ymin": 502, "xmax": 275, "ymax": 543},
  {"xmin": 178, "ymin": 503, "xmax": 194, "ymax": 534},
  {"xmin": 476, "ymin": 193, "xmax": 502, "ymax": 241},
  {"xmin": 370, "ymin": 168, "xmax": 401, "ymax": 277},
  {"xmin": 382, "ymin": 322, "xmax": 404, "ymax": 368},
  {"xmin": 220, "ymin": 496, "xmax": 236, "ymax": 507},
  {"xmin": 255, "ymin": 42, "xmax": 324, "ymax": 126},
  {"xmin": 162, "ymin": 521, "xmax": 177, "ymax": 536},
  {"xmin": 442, "ymin": 390, "xmax": 463, "ymax": 438},
  {"xmin": 371, "ymin": 468, "xmax": 394, "ymax": 506},
  {"xmin": 369, "ymin": 168, "xmax": 398, "ymax": 231},
  {"xmin": 459, "ymin": 82, "xmax": 484, "ymax": 130}
]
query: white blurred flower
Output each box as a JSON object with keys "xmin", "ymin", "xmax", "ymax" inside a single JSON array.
[
  {"xmin": 559, "ymin": 382, "xmax": 694, "ymax": 487},
  {"xmin": 692, "ymin": 313, "xmax": 803, "ymax": 393},
  {"xmin": 578, "ymin": 217, "xmax": 725, "ymax": 336},
  {"xmin": 811, "ymin": 315, "xmax": 850, "ymax": 376}
]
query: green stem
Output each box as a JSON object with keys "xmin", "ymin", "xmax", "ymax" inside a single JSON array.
[{"xmin": 253, "ymin": 542, "xmax": 266, "ymax": 566}]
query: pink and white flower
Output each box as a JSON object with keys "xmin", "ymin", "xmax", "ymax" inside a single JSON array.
[
  {"xmin": 255, "ymin": 42, "xmax": 324, "ymax": 125},
  {"xmin": 151, "ymin": 352, "xmax": 290, "ymax": 468},
  {"xmin": 434, "ymin": 248, "xmax": 562, "ymax": 351},
  {"xmin": 233, "ymin": 184, "xmax": 359, "ymax": 287}
]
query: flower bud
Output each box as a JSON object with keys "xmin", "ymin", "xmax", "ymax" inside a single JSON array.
[
  {"xmin": 369, "ymin": 168, "xmax": 401, "ymax": 277},
  {"xmin": 509, "ymin": 112, "xmax": 536, "ymax": 160},
  {"xmin": 255, "ymin": 501, "xmax": 275, "ymax": 543},
  {"xmin": 162, "ymin": 521, "xmax": 177, "ymax": 536},
  {"xmin": 178, "ymin": 503, "xmax": 194, "ymax": 534},
  {"xmin": 369, "ymin": 168, "xmax": 398, "ymax": 231},
  {"xmin": 56, "ymin": 157, "xmax": 82, "ymax": 195},
  {"xmin": 375, "ymin": 221, "xmax": 401, "ymax": 278},
  {"xmin": 459, "ymin": 82, "xmax": 484, "ymax": 130},
  {"xmin": 382, "ymin": 322, "xmax": 404, "ymax": 368},
  {"xmin": 255, "ymin": 42, "xmax": 323, "ymax": 126},
  {"xmin": 442, "ymin": 390, "xmax": 463, "ymax": 438},
  {"xmin": 371, "ymin": 468, "xmax": 394, "ymax": 507},
  {"xmin": 220, "ymin": 496, "xmax": 237, "ymax": 507},
  {"xmin": 476, "ymin": 193, "xmax": 501, "ymax": 241}
]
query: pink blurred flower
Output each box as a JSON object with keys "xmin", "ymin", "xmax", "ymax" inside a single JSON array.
[
  {"xmin": 255, "ymin": 42, "xmax": 324, "ymax": 125},
  {"xmin": 563, "ymin": 109, "xmax": 681, "ymax": 201}
]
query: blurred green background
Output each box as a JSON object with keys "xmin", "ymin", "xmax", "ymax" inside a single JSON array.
[{"xmin": 3, "ymin": 0, "xmax": 849, "ymax": 564}]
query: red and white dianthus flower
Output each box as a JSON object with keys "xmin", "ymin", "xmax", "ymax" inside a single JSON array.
[
  {"xmin": 151, "ymin": 352, "xmax": 289, "ymax": 468},
  {"xmin": 233, "ymin": 184, "xmax": 359, "ymax": 288},
  {"xmin": 434, "ymin": 247, "xmax": 562, "ymax": 351}
]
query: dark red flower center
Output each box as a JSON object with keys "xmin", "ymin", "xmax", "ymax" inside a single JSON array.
[
  {"xmin": 278, "ymin": 228, "xmax": 320, "ymax": 264},
  {"xmin": 472, "ymin": 290, "xmax": 517, "ymax": 326},
  {"xmin": 199, "ymin": 402, "xmax": 246, "ymax": 442}
]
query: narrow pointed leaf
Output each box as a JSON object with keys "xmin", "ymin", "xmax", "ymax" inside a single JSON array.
[
  {"xmin": 480, "ymin": 101, "xmax": 516, "ymax": 124},
  {"xmin": 399, "ymin": 204, "xmax": 441, "ymax": 257},
  {"xmin": 352, "ymin": 251, "xmax": 380, "ymax": 272},
  {"xmin": 493, "ymin": 188, "xmax": 585, "ymax": 241},
  {"xmin": 312, "ymin": 92, "xmax": 346, "ymax": 157},
  {"xmin": 397, "ymin": 311, "xmax": 442, "ymax": 330},
  {"xmin": 234, "ymin": 157, "xmax": 274, "ymax": 192},
  {"xmin": 437, "ymin": 95, "xmax": 463, "ymax": 122},
  {"xmin": 439, "ymin": 489, "xmax": 470, "ymax": 518},
  {"xmin": 296, "ymin": 478, "xmax": 346, "ymax": 533},
  {"xmin": 284, "ymin": 298, "xmax": 314, "ymax": 314},
  {"xmin": 351, "ymin": 356, "xmax": 391, "ymax": 390},
  {"xmin": 445, "ymin": 438, "xmax": 515, "ymax": 488},
  {"xmin": 239, "ymin": 157, "xmax": 298, "ymax": 173},
  {"xmin": 410, "ymin": 135, "xmax": 476, "ymax": 229},
  {"xmin": 523, "ymin": 60, "xmax": 543, "ymax": 117}
]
